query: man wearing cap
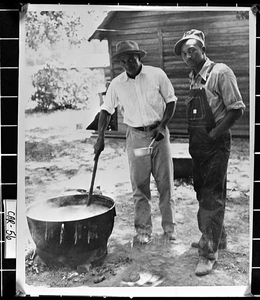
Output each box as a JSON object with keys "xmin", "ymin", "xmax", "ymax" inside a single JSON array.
[
  {"xmin": 93, "ymin": 40, "xmax": 178, "ymax": 244},
  {"xmin": 173, "ymin": 29, "xmax": 245, "ymax": 276}
]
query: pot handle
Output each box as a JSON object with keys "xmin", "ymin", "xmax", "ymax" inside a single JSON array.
[{"xmin": 149, "ymin": 138, "xmax": 156, "ymax": 148}]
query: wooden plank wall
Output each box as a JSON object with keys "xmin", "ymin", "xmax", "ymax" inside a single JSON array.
[{"xmin": 106, "ymin": 10, "xmax": 249, "ymax": 137}]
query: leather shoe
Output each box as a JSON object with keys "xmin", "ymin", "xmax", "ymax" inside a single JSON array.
[
  {"xmin": 195, "ymin": 256, "xmax": 216, "ymax": 276},
  {"xmin": 191, "ymin": 238, "xmax": 227, "ymax": 250}
]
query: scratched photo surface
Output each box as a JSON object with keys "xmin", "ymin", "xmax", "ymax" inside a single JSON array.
[{"xmin": 17, "ymin": 4, "xmax": 253, "ymax": 297}]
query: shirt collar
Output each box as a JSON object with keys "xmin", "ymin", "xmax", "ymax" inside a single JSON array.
[
  {"xmin": 121, "ymin": 64, "xmax": 145, "ymax": 82},
  {"xmin": 189, "ymin": 57, "xmax": 213, "ymax": 81}
]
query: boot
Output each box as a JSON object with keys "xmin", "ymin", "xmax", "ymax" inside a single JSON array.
[{"xmin": 195, "ymin": 256, "xmax": 216, "ymax": 276}]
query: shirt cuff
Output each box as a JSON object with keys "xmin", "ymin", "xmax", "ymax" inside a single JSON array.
[
  {"xmin": 165, "ymin": 95, "xmax": 178, "ymax": 104},
  {"xmin": 100, "ymin": 103, "xmax": 115, "ymax": 115},
  {"xmin": 226, "ymin": 101, "xmax": 246, "ymax": 112}
]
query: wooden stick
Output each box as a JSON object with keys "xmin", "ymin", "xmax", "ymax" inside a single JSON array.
[{"xmin": 86, "ymin": 157, "xmax": 99, "ymax": 206}]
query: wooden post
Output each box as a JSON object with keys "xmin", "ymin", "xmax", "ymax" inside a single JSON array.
[
  {"xmin": 108, "ymin": 40, "xmax": 115, "ymax": 79},
  {"xmin": 157, "ymin": 28, "xmax": 164, "ymax": 69}
]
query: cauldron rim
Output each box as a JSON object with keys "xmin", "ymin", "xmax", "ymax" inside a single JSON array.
[{"xmin": 26, "ymin": 193, "xmax": 116, "ymax": 223}]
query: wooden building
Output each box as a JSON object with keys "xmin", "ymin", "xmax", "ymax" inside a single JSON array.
[{"xmin": 89, "ymin": 9, "xmax": 250, "ymax": 137}]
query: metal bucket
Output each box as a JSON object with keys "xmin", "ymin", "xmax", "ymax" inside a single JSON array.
[
  {"xmin": 133, "ymin": 146, "xmax": 153, "ymax": 157},
  {"xmin": 133, "ymin": 138, "xmax": 155, "ymax": 157},
  {"xmin": 26, "ymin": 194, "xmax": 116, "ymax": 268}
]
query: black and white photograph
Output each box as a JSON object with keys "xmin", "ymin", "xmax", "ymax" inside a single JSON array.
[{"xmin": 16, "ymin": 4, "xmax": 255, "ymax": 297}]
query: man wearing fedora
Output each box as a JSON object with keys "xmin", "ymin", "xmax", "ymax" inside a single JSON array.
[
  {"xmin": 173, "ymin": 29, "xmax": 245, "ymax": 276},
  {"xmin": 94, "ymin": 40, "xmax": 178, "ymax": 244}
]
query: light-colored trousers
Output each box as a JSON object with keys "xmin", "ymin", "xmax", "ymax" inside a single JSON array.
[{"xmin": 126, "ymin": 126, "xmax": 176, "ymax": 235}]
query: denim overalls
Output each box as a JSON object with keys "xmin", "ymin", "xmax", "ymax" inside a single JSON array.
[{"xmin": 186, "ymin": 63, "xmax": 231, "ymax": 260}]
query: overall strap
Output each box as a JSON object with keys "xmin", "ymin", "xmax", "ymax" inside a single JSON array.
[
  {"xmin": 186, "ymin": 62, "xmax": 217, "ymax": 129},
  {"xmin": 204, "ymin": 62, "xmax": 216, "ymax": 83}
]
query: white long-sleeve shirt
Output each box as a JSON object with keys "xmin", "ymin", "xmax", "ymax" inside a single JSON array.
[{"xmin": 101, "ymin": 65, "xmax": 177, "ymax": 127}]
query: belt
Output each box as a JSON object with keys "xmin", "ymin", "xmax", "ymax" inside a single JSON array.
[{"xmin": 133, "ymin": 122, "xmax": 160, "ymax": 131}]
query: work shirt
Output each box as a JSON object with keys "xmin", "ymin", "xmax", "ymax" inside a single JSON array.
[
  {"xmin": 189, "ymin": 57, "xmax": 246, "ymax": 124},
  {"xmin": 101, "ymin": 65, "xmax": 177, "ymax": 127}
]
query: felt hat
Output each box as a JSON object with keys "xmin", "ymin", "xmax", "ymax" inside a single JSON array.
[
  {"xmin": 112, "ymin": 40, "xmax": 147, "ymax": 61},
  {"xmin": 174, "ymin": 29, "xmax": 205, "ymax": 56}
]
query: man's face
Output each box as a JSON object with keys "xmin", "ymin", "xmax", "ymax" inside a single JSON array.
[
  {"xmin": 119, "ymin": 53, "xmax": 142, "ymax": 77},
  {"xmin": 180, "ymin": 39, "xmax": 205, "ymax": 69}
]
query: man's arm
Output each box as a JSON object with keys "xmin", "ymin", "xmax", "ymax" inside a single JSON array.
[
  {"xmin": 152, "ymin": 101, "xmax": 176, "ymax": 141},
  {"xmin": 160, "ymin": 101, "xmax": 176, "ymax": 128},
  {"xmin": 209, "ymin": 65, "xmax": 245, "ymax": 140},
  {"xmin": 93, "ymin": 109, "xmax": 112, "ymax": 159},
  {"xmin": 208, "ymin": 108, "xmax": 244, "ymax": 140}
]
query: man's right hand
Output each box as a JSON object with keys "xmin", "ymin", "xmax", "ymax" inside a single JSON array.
[
  {"xmin": 94, "ymin": 136, "xmax": 105, "ymax": 160},
  {"xmin": 93, "ymin": 109, "xmax": 112, "ymax": 160}
]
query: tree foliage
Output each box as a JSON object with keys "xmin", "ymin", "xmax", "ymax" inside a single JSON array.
[
  {"xmin": 31, "ymin": 64, "xmax": 104, "ymax": 112},
  {"xmin": 25, "ymin": 9, "xmax": 108, "ymax": 113},
  {"xmin": 235, "ymin": 11, "xmax": 249, "ymax": 20},
  {"xmin": 25, "ymin": 11, "xmax": 85, "ymax": 51}
]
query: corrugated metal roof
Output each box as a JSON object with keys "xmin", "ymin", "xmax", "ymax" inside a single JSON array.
[{"xmin": 88, "ymin": 11, "xmax": 117, "ymax": 41}]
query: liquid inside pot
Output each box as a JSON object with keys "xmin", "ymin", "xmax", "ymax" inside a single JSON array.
[{"xmin": 27, "ymin": 203, "xmax": 108, "ymax": 222}]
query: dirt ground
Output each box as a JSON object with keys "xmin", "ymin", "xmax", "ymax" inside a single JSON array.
[{"xmin": 23, "ymin": 109, "xmax": 250, "ymax": 296}]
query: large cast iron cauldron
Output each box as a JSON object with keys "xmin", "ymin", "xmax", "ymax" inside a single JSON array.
[{"xmin": 26, "ymin": 193, "xmax": 116, "ymax": 268}]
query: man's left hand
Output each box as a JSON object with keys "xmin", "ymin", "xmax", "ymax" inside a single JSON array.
[{"xmin": 152, "ymin": 125, "xmax": 165, "ymax": 141}]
